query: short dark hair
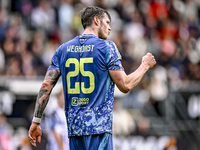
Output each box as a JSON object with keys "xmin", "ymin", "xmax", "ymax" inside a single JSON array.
[{"xmin": 80, "ymin": 6, "xmax": 111, "ymax": 29}]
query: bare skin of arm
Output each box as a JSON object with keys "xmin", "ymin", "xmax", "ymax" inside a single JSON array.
[
  {"xmin": 28, "ymin": 69, "xmax": 61, "ymax": 147},
  {"xmin": 109, "ymin": 53, "xmax": 156, "ymax": 93}
]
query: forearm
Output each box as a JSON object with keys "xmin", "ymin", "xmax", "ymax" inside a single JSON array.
[
  {"xmin": 33, "ymin": 69, "xmax": 61, "ymax": 122},
  {"xmin": 110, "ymin": 53, "xmax": 156, "ymax": 93},
  {"xmin": 125, "ymin": 63, "xmax": 149, "ymax": 91},
  {"xmin": 110, "ymin": 63, "xmax": 150, "ymax": 93},
  {"xmin": 33, "ymin": 87, "xmax": 51, "ymax": 119}
]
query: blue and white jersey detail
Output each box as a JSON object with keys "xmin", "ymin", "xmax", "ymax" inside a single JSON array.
[
  {"xmin": 48, "ymin": 35, "xmax": 124, "ymax": 136},
  {"xmin": 67, "ymin": 100, "xmax": 113, "ymax": 136},
  {"xmin": 105, "ymin": 40, "xmax": 123, "ymax": 70}
]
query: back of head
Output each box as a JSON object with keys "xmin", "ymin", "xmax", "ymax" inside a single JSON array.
[{"xmin": 80, "ymin": 6, "xmax": 111, "ymax": 29}]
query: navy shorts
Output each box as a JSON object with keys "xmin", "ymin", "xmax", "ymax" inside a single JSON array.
[{"xmin": 69, "ymin": 133, "xmax": 113, "ymax": 150}]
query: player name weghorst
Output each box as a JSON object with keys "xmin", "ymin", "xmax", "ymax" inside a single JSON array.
[{"xmin": 67, "ymin": 45, "xmax": 95, "ymax": 53}]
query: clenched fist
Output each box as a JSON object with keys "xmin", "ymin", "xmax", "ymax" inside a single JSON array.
[{"xmin": 142, "ymin": 53, "xmax": 156, "ymax": 69}]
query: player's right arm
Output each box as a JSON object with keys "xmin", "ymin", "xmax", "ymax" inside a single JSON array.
[
  {"xmin": 29, "ymin": 69, "xmax": 61, "ymax": 147},
  {"xmin": 109, "ymin": 53, "xmax": 156, "ymax": 93}
]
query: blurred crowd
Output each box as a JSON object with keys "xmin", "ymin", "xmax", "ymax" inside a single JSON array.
[
  {"xmin": 0, "ymin": 0, "xmax": 200, "ymax": 149},
  {"xmin": 0, "ymin": 0, "xmax": 200, "ymax": 80}
]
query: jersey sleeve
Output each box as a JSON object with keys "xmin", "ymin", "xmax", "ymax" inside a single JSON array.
[
  {"xmin": 48, "ymin": 47, "xmax": 60, "ymax": 70},
  {"xmin": 106, "ymin": 41, "xmax": 124, "ymax": 71}
]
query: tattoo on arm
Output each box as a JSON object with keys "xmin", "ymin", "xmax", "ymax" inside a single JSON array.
[
  {"xmin": 45, "ymin": 69, "xmax": 61, "ymax": 86},
  {"xmin": 34, "ymin": 69, "xmax": 61, "ymax": 118},
  {"xmin": 35, "ymin": 90, "xmax": 50, "ymax": 118}
]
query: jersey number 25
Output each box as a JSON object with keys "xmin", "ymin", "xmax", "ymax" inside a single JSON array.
[{"xmin": 65, "ymin": 58, "xmax": 95, "ymax": 94}]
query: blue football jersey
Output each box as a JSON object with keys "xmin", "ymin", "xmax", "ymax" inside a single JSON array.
[{"xmin": 48, "ymin": 34, "xmax": 124, "ymax": 136}]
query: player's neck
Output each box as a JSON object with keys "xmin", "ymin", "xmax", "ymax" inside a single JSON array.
[{"xmin": 82, "ymin": 27, "xmax": 98, "ymax": 37}]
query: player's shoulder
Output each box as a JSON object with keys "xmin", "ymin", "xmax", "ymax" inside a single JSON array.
[{"xmin": 103, "ymin": 40, "xmax": 117, "ymax": 49}]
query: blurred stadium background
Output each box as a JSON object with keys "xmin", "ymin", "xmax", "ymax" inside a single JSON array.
[{"xmin": 0, "ymin": 0, "xmax": 200, "ymax": 149}]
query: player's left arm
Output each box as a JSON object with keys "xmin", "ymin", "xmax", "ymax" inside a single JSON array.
[
  {"xmin": 29, "ymin": 69, "xmax": 61, "ymax": 147},
  {"xmin": 34, "ymin": 69, "xmax": 61, "ymax": 119}
]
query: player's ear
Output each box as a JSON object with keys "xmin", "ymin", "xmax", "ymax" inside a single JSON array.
[{"xmin": 94, "ymin": 16, "xmax": 100, "ymax": 26}]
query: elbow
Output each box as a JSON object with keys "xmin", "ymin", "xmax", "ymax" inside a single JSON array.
[
  {"xmin": 123, "ymin": 86, "xmax": 131, "ymax": 93},
  {"xmin": 121, "ymin": 89, "xmax": 129, "ymax": 94},
  {"xmin": 40, "ymin": 80, "xmax": 52, "ymax": 91},
  {"xmin": 118, "ymin": 84, "xmax": 131, "ymax": 93}
]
